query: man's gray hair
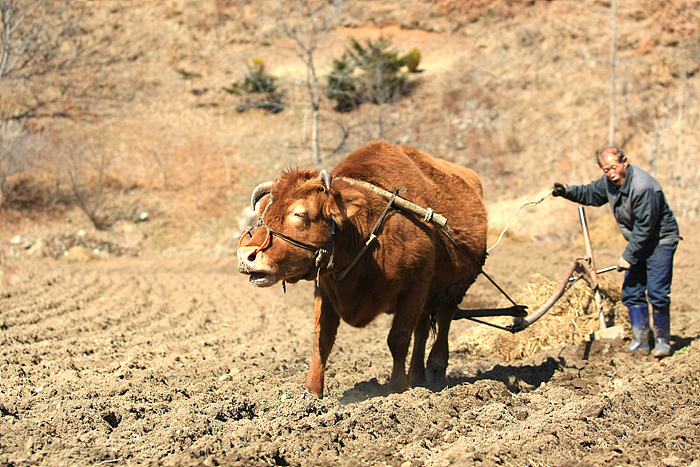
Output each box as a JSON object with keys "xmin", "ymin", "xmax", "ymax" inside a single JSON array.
[{"xmin": 596, "ymin": 146, "xmax": 625, "ymax": 167}]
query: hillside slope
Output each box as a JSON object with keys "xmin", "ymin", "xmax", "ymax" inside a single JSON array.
[{"xmin": 1, "ymin": 0, "xmax": 698, "ymax": 251}]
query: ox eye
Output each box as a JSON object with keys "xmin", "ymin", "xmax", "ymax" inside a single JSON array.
[{"xmin": 292, "ymin": 211, "xmax": 307, "ymax": 220}]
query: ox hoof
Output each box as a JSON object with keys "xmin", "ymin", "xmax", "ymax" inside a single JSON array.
[
  {"xmin": 408, "ymin": 374, "xmax": 426, "ymax": 388},
  {"xmin": 388, "ymin": 376, "xmax": 410, "ymax": 394},
  {"xmin": 303, "ymin": 382, "xmax": 324, "ymax": 398},
  {"xmin": 425, "ymin": 367, "xmax": 447, "ymax": 388}
]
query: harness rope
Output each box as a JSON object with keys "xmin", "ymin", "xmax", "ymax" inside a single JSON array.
[
  {"xmin": 332, "ymin": 187, "xmax": 403, "ymax": 281},
  {"xmin": 437, "ymin": 226, "xmax": 525, "ymax": 317},
  {"xmin": 487, "ymin": 190, "xmax": 553, "ymax": 253}
]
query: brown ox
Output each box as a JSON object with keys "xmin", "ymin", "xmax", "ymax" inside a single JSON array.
[{"xmin": 237, "ymin": 141, "xmax": 487, "ymax": 397}]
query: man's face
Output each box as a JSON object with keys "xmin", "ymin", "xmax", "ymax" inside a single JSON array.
[{"xmin": 600, "ymin": 151, "xmax": 628, "ymax": 188}]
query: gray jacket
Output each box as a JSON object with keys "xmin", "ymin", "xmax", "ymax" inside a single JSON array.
[{"xmin": 564, "ymin": 165, "xmax": 681, "ymax": 265}]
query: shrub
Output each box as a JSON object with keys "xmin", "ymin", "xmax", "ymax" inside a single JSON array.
[
  {"xmin": 0, "ymin": 120, "xmax": 43, "ymax": 210},
  {"xmin": 326, "ymin": 57, "xmax": 358, "ymax": 112},
  {"xmin": 325, "ymin": 36, "xmax": 413, "ymax": 112},
  {"xmin": 403, "ymin": 47, "xmax": 421, "ymax": 72},
  {"xmin": 223, "ymin": 58, "xmax": 284, "ymax": 113}
]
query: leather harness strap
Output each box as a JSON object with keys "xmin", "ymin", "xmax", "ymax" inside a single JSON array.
[{"xmin": 332, "ymin": 187, "xmax": 402, "ymax": 281}]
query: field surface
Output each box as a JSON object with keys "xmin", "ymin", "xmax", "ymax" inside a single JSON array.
[{"xmin": 1, "ymin": 220, "xmax": 699, "ymax": 467}]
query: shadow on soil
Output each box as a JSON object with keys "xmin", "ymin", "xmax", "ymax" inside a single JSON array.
[{"xmin": 337, "ymin": 354, "xmax": 566, "ymax": 405}]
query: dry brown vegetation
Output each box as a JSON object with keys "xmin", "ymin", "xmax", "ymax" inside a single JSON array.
[
  {"xmin": 454, "ymin": 275, "xmax": 626, "ymax": 363},
  {"xmin": 1, "ymin": 0, "xmax": 699, "ymax": 253}
]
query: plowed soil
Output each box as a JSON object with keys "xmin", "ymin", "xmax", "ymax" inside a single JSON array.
[{"xmin": 1, "ymin": 220, "xmax": 699, "ymax": 467}]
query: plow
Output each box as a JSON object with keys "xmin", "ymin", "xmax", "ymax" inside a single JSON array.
[{"xmin": 453, "ymin": 205, "xmax": 624, "ymax": 341}]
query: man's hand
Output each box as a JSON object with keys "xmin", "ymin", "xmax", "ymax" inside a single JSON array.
[
  {"xmin": 616, "ymin": 256, "xmax": 631, "ymax": 272},
  {"xmin": 552, "ymin": 182, "xmax": 567, "ymax": 197}
]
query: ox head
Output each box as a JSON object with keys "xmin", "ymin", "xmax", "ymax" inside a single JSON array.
[{"xmin": 237, "ymin": 168, "xmax": 361, "ymax": 287}]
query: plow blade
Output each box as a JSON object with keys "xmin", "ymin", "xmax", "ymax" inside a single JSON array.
[{"xmin": 590, "ymin": 325, "xmax": 624, "ymax": 341}]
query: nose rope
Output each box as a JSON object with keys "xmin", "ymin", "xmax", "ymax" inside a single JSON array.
[
  {"xmin": 238, "ymin": 188, "xmax": 277, "ymax": 253},
  {"xmin": 238, "ymin": 225, "xmax": 271, "ymax": 256}
]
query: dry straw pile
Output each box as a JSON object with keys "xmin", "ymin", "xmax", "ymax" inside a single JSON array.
[{"xmin": 453, "ymin": 274, "xmax": 627, "ymax": 362}]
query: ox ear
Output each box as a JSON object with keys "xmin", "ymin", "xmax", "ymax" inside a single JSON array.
[{"xmin": 323, "ymin": 188, "xmax": 364, "ymax": 227}]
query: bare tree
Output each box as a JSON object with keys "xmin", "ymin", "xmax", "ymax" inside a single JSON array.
[
  {"xmin": 0, "ymin": 0, "xmax": 44, "ymax": 79},
  {"xmin": 355, "ymin": 39, "xmax": 407, "ymax": 141},
  {"xmin": 608, "ymin": 0, "xmax": 617, "ymax": 146},
  {"xmin": 0, "ymin": 119, "xmax": 41, "ymax": 209},
  {"xmin": 61, "ymin": 140, "xmax": 113, "ymax": 230},
  {"xmin": 1, "ymin": 0, "xmax": 88, "ymax": 122},
  {"xmin": 637, "ymin": 110, "xmax": 673, "ymax": 179},
  {"xmin": 276, "ymin": 0, "xmax": 339, "ymax": 164}
]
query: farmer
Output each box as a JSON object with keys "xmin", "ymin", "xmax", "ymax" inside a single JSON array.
[{"xmin": 552, "ymin": 146, "xmax": 682, "ymax": 357}]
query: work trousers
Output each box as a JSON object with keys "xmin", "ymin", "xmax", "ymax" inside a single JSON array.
[{"xmin": 622, "ymin": 242, "xmax": 678, "ymax": 309}]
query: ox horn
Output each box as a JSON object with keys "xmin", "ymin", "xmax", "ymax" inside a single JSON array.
[
  {"xmin": 319, "ymin": 169, "xmax": 332, "ymax": 190},
  {"xmin": 250, "ymin": 181, "xmax": 274, "ymax": 211}
]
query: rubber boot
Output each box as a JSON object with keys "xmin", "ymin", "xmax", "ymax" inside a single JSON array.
[
  {"xmin": 652, "ymin": 305, "xmax": 672, "ymax": 358},
  {"xmin": 627, "ymin": 305, "xmax": 651, "ymax": 353}
]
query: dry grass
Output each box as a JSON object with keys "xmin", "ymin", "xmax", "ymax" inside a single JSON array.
[{"xmin": 453, "ymin": 274, "xmax": 627, "ymax": 363}]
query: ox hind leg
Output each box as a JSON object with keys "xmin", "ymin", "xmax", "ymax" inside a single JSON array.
[
  {"xmin": 387, "ymin": 291, "xmax": 428, "ymax": 394},
  {"xmin": 408, "ymin": 311, "xmax": 430, "ymax": 387},
  {"xmin": 304, "ymin": 292, "xmax": 340, "ymax": 398},
  {"xmin": 425, "ymin": 303, "xmax": 456, "ymax": 387}
]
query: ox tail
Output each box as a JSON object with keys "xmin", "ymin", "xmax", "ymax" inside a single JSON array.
[
  {"xmin": 429, "ymin": 310, "xmax": 439, "ymax": 336},
  {"xmin": 429, "ymin": 272, "xmax": 482, "ymax": 333}
]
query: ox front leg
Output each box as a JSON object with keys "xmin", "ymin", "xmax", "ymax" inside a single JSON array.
[
  {"xmin": 304, "ymin": 292, "xmax": 340, "ymax": 398},
  {"xmin": 425, "ymin": 305, "xmax": 455, "ymax": 387},
  {"xmin": 387, "ymin": 325, "xmax": 411, "ymax": 394}
]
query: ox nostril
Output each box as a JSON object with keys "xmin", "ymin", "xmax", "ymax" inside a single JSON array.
[
  {"xmin": 238, "ymin": 229, "xmax": 270, "ymax": 266},
  {"xmin": 246, "ymin": 250, "xmax": 258, "ymax": 262},
  {"xmin": 237, "ymin": 246, "xmax": 259, "ymax": 266}
]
